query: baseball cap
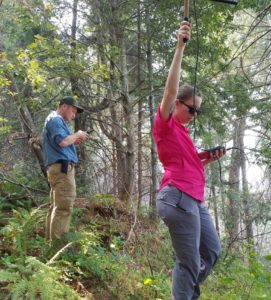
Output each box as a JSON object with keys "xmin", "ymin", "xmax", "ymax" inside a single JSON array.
[{"xmin": 59, "ymin": 96, "xmax": 84, "ymax": 113}]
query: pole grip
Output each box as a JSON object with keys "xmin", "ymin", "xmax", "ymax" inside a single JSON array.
[{"xmin": 183, "ymin": 0, "xmax": 189, "ymax": 43}]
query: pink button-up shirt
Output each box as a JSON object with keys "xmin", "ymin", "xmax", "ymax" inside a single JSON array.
[{"xmin": 153, "ymin": 106, "xmax": 205, "ymax": 202}]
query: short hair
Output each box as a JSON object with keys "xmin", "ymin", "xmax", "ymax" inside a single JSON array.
[{"xmin": 177, "ymin": 84, "xmax": 202, "ymax": 102}]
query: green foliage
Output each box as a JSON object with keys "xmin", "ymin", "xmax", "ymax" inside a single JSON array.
[
  {"xmin": 0, "ymin": 0, "xmax": 270, "ymax": 299},
  {"xmin": 201, "ymin": 253, "xmax": 271, "ymax": 300},
  {"xmin": 0, "ymin": 118, "xmax": 11, "ymax": 135},
  {"xmin": 0, "ymin": 256, "xmax": 80, "ymax": 300},
  {"xmin": 0, "ymin": 184, "xmax": 32, "ymax": 212},
  {"xmin": 65, "ymin": 201, "xmax": 172, "ymax": 299},
  {"xmin": 0, "ymin": 164, "xmax": 48, "ymax": 212},
  {"xmin": 0, "ymin": 192, "xmax": 270, "ymax": 299},
  {"xmin": 0, "ymin": 208, "xmax": 44, "ymax": 256},
  {"xmin": 4, "ymin": 192, "xmax": 267, "ymax": 299}
]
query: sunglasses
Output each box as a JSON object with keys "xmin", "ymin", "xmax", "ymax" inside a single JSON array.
[{"xmin": 180, "ymin": 101, "xmax": 201, "ymax": 115}]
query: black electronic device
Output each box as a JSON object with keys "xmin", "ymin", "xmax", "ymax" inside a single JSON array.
[
  {"xmin": 198, "ymin": 146, "xmax": 226, "ymax": 160},
  {"xmin": 206, "ymin": 145, "xmax": 226, "ymax": 155}
]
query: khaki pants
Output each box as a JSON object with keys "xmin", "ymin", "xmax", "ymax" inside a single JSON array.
[{"xmin": 45, "ymin": 163, "xmax": 76, "ymax": 241}]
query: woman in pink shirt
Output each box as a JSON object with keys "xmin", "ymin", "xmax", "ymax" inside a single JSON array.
[{"xmin": 154, "ymin": 21, "xmax": 225, "ymax": 300}]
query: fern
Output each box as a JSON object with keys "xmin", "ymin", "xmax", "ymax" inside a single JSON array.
[
  {"xmin": 0, "ymin": 208, "xmax": 44, "ymax": 256},
  {"xmin": 11, "ymin": 278, "xmax": 29, "ymax": 299},
  {"xmin": 0, "ymin": 270, "xmax": 20, "ymax": 282},
  {"xmin": 0, "ymin": 256, "xmax": 81, "ymax": 300}
]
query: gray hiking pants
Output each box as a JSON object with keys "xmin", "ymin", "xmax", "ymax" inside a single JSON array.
[{"xmin": 156, "ymin": 184, "xmax": 221, "ymax": 300}]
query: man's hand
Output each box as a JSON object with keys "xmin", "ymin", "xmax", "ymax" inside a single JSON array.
[
  {"xmin": 74, "ymin": 130, "xmax": 89, "ymax": 144},
  {"xmin": 59, "ymin": 130, "xmax": 89, "ymax": 147}
]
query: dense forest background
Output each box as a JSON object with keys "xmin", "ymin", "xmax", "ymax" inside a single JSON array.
[{"xmin": 0, "ymin": 0, "xmax": 270, "ymax": 299}]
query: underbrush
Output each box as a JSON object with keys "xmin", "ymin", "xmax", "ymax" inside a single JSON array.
[
  {"xmin": 0, "ymin": 195, "xmax": 270, "ymax": 299},
  {"xmin": 201, "ymin": 251, "xmax": 271, "ymax": 300}
]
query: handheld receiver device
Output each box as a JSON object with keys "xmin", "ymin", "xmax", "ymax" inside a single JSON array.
[{"xmin": 198, "ymin": 146, "xmax": 226, "ymax": 160}]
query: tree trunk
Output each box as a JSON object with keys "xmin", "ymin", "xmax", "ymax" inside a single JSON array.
[
  {"xmin": 225, "ymin": 118, "xmax": 242, "ymax": 248},
  {"xmin": 239, "ymin": 117, "xmax": 254, "ymax": 246},
  {"xmin": 106, "ymin": 1, "xmax": 135, "ymax": 202},
  {"xmin": 70, "ymin": 0, "xmax": 88, "ymax": 185},
  {"xmin": 146, "ymin": 3, "xmax": 158, "ymax": 217},
  {"xmin": 137, "ymin": 0, "xmax": 143, "ymax": 209},
  {"xmin": 6, "ymin": 73, "xmax": 46, "ymax": 177},
  {"xmin": 211, "ymin": 181, "xmax": 220, "ymax": 237},
  {"xmin": 119, "ymin": 38, "xmax": 135, "ymax": 202}
]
